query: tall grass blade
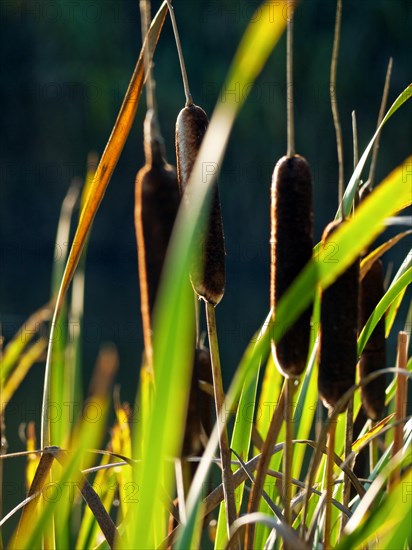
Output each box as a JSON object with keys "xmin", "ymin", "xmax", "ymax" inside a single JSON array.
[
  {"xmin": 358, "ymin": 267, "xmax": 411, "ymax": 355},
  {"xmin": 2, "ymin": 339, "xmax": 47, "ymax": 408},
  {"xmin": 1, "ymin": 304, "xmax": 50, "ymax": 385},
  {"xmin": 50, "ymin": 179, "xmax": 81, "ymax": 448},
  {"xmin": 20, "ymin": 350, "xmax": 116, "ymax": 549}
]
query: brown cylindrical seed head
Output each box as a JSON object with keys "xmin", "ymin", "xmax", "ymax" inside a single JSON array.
[
  {"xmin": 358, "ymin": 258, "xmax": 386, "ymax": 420},
  {"xmin": 318, "ymin": 219, "xmax": 360, "ymax": 412},
  {"xmin": 135, "ymin": 111, "xmax": 180, "ymax": 324},
  {"xmin": 135, "ymin": 163, "xmax": 180, "ymax": 316},
  {"xmin": 270, "ymin": 154, "xmax": 313, "ymax": 377},
  {"xmin": 176, "ymin": 104, "xmax": 226, "ymax": 306},
  {"xmin": 182, "ymin": 346, "xmax": 213, "ymax": 458},
  {"xmin": 176, "ymin": 104, "xmax": 209, "ymax": 194}
]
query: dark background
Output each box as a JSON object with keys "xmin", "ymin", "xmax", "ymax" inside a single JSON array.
[{"xmin": 0, "ymin": 0, "xmax": 411, "ymax": 538}]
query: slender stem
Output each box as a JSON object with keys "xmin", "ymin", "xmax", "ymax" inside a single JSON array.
[
  {"xmin": 194, "ymin": 295, "xmax": 200, "ymax": 347},
  {"xmin": 166, "ymin": 0, "xmax": 193, "ymax": 106},
  {"xmin": 351, "ymin": 111, "xmax": 358, "ymax": 171},
  {"xmin": 367, "ymin": 57, "xmax": 393, "ymax": 189},
  {"xmin": 245, "ymin": 384, "xmax": 285, "ymax": 549},
  {"xmin": 140, "ymin": 0, "xmax": 156, "ymax": 113},
  {"xmin": 283, "ymin": 378, "xmax": 295, "ymax": 530},
  {"xmin": 389, "ymin": 331, "xmax": 408, "ymax": 488},
  {"xmin": 135, "ymin": 169, "xmax": 154, "ymax": 375},
  {"xmin": 205, "ymin": 303, "xmax": 237, "ymax": 537},
  {"xmin": 368, "ymin": 420, "xmax": 378, "ymax": 474},
  {"xmin": 286, "ymin": 17, "xmax": 295, "ymax": 157},
  {"xmin": 330, "ymin": 0, "xmax": 344, "ymax": 209},
  {"xmin": 324, "ymin": 419, "xmax": 336, "ymax": 550},
  {"xmin": 340, "ymin": 397, "xmax": 353, "ymax": 534}
]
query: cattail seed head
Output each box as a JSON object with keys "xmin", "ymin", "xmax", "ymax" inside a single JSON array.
[
  {"xmin": 176, "ymin": 104, "xmax": 208, "ymax": 193},
  {"xmin": 318, "ymin": 219, "xmax": 360, "ymax": 412},
  {"xmin": 182, "ymin": 346, "xmax": 212, "ymax": 458},
  {"xmin": 176, "ymin": 104, "xmax": 226, "ymax": 306},
  {"xmin": 359, "ymin": 257, "xmax": 386, "ymax": 421},
  {"xmin": 270, "ymin": 154, "xmax": 313, "ymax": 377},
  {"xmin": 135, "ymin": 110, "xmax": 180, "ymax": 327}
]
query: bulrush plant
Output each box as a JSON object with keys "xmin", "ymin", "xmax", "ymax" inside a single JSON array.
[
  {"xmin": 318, "ymin": 221, "xmax": 360, "ymax": 411},
  {"xmin": 246, "ymin": 14, "xmax": 313, "ymax": 548},
  {"xmin": 134, "ymin": 0, "xmax": 180, "ymax": 372},
  {"xmin": 317, "ymin": 0, "xmax": 359, "ymax": 415},
  {"xmin": 169, "ymin": 0, "xmax": 226, "ymax": 307},
  {"xmin": 167, "ymin": 0, "xmax": 236, "ymax": 537},
  {"xmin": 317, "ymin": 2, "xmax": 360, "ymax": 547},
  {"xmin": 1, "ymin": 1, "xmax": 411, "ymax": 549},
  {"xmin": 358, "ymin": 58, "xmax": 393, "ymax": 422}
]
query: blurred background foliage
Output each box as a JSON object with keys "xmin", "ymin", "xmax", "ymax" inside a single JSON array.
[{"xmin": 0, "ymin": 0, "xmax": 410, "ymax": 433}]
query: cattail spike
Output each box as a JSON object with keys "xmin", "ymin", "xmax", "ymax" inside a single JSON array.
[
  {"xmin": 358, "ymin": 184, "xmax": 387, "ymax": 420},
  {"xmin": 135, "ymin": 1, "xmax": 180, "ymax": 367},
  {"xmin": 176, "ymin": 104, "xmax": 226, "ymax": 305},
  {"xmin": 318, "ymin": 219, "xmax": 360, "ymax": 412},
  {"xmin": 271, "ymin": 155, "xmax": 313, "ymax": 377}
]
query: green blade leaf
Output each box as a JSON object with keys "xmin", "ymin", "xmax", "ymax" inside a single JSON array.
[
  {"xmin": 358, "ymin": 267, "xmax": 412, "ymax": 355},
  {"xmin": 338, "ymin": 84, "xmax": 412, "ymax": 218}
]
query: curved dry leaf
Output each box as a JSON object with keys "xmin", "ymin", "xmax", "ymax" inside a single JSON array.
[{"xmin": 360, "ymin": 230, "xmax": 412, "ymax": 280}]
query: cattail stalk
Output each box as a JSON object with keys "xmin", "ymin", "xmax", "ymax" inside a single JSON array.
[
  {"xmin": 205, "ymin": 303, "xmax": 237, "ymax": 534},
  {"xmin": 268, "ymin": 15, "xmax": 313, "ymax": 549},
  {"xmin": 367, "ymin": 57, "xmax": 393, "ymax": 189},
  {"xmin": 169, "ymin": 5, "xmax": 230, "ymax": 532},
  {"xmin": 324, "ymin": 420, "xmax": 336, "ymax": 550},
  {"xmin": 170, "ymin": 3, "xmax": 230, "ymax": 537},
  {"xmin": 270, "ymin": 12, "xmax": 313, "ymax": 375},
  {"xmin": 351, "ymin": 111, "xmax": 358, "ymax": 170},
  {"xmin": 283, "ymin": 377, "xmax": 295, "ymax": 531},
  {"xmin": 286, "ymin": 17, "xmax": 295, "ymax": 157},
  {"xmin": 319, "ymin": 0, "xmax": 359, "ymax": 414},
  {"xmin": 340, "ymin": 398, "xmax": 353, "ymax": 533},
  {"xmin": 330, "ymin": 0, "xmax": 344, "ymax": 206},
  {"xmin": 389, "ymin": 331, "xmax": 408, "ymax": 488},
  {"xmin": 166, "ymin": 0, "xmax": 193, "ymax": 106}
]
